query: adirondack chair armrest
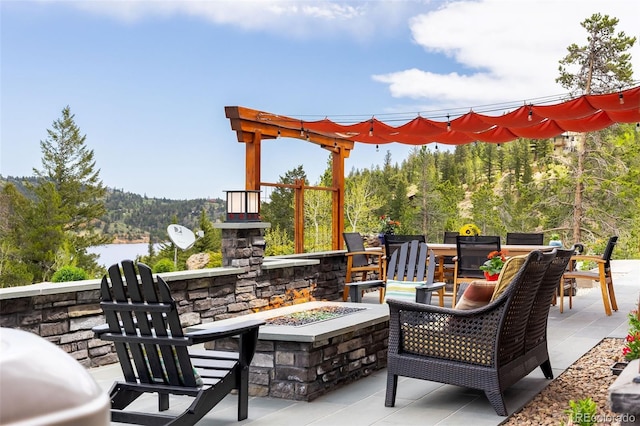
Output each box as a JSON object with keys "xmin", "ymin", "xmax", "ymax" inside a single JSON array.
[
  {"xmin": 186, "ymin": 319, "xmax": 265, "ymax": 345},
  {"xmin": 92, "ymin": 323, "xmax": 109, "ymax": 337},
  {"xmin": 416, "ymin": 281, "xmax": 446, "ymax": 291},
  {"xmin": 92, "ymin": 319, "xmax": 265, "ymax": 345},
  {"xmin": 415, "ymin": 281, "xmax": 447, "ymax": 304}
]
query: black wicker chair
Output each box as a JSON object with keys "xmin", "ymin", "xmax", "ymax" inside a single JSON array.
[{"xmin": 385, "ymin": 249, "xmax": 563, "ymax": 416}]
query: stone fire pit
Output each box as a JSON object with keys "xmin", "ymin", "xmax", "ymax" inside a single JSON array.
[{"xmin": 187, "ymin": 301, "xmax": 389, "ymax": 401}]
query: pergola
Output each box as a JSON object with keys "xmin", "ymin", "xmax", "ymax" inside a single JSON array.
[{"xmin": 225, "ymin": 85, "xmax": 640, "ymax": 252}]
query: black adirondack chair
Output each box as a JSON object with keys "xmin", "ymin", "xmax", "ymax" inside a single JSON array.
[
  {"xmin": 345, "ymin": 240, "xmax": 445, "ymax": 303},
  {"xmin": 93, "ymin": 260, "xmax": 264, "ymax": 425}
]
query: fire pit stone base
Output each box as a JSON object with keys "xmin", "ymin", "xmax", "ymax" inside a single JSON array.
[{"xmin": 190, "ymin": 301, "xmax": 389, "ymax": 401}]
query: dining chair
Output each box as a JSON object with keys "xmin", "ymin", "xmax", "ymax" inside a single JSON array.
[
  {"xmin": 343, "ymin": 232, "xmax": 385, "ymax": 302},
  {"xmin": 452, "ymin": 235, "xmax": 501, "ymax": 307},
  {"xmin": 437, "ymin": 231, "xmax": 459, "ymax": 304},
  {"xmin": 561, "ymin": 236, "xmax": 618, "ymax": 316},
  {"xmin": 506, "ymin": 232, "xmax": 544, "ymax": 245}
]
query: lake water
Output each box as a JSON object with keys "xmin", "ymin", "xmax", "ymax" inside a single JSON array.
[{"xmin": 87, "ymin": 243, "xmax": 163, "ymax": 268}]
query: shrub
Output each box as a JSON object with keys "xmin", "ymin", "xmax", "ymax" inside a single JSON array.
[
  {"xmin": 152, "ymin": 258, "xmax": 176, "ymax": 273},
  {"xmin": 51, "ymin": 266, "xmax": 89, "ymax": 282},
  {"xmin": 206, "ymin": 251, "xmax": 223, "ymax": 268},
  {"xmin": 562, "ymin": 397, "xmax": 597, "ymax": 426}
]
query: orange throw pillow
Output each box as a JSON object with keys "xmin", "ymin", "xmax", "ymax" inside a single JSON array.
[{"xmin": 454, "ymin": 280, "xmax": 496, "ymax": 310}]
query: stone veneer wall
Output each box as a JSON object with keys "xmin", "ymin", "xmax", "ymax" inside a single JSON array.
[
  {"xmin": 209, "ymin": 321, "xmax": 389, "ymax": 401},
  {"xmin": 0, "ymin": 251, "xmax": 348, "ymax": 369}
]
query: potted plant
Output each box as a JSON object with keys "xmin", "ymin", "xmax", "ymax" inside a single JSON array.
[
  {"xmin": 549, "ymin": 232, "xmax": 563, "ymax": 247},
  {"xmin": 378, "ymin": 215, "xmax": 400, "ymax": 245},
  {"xmin": 479, "ymin": 250, "xmax": 508, "ymax": 281}
]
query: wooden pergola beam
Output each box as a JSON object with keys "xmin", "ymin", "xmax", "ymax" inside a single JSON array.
[{"xmin": 225, "ymin": 106, "xmax": 352, "ymax": 251}]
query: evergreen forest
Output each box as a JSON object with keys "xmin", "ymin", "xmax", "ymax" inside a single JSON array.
[{"xmin": 261, "ymin": 124, "xmax": 640, "ymax": 261}]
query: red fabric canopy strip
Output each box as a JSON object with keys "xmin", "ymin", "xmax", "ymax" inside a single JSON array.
[
  {"xmin": 586, "ymin": 86, "xmax": 640, "ymax": 111},
  {"xmin": 510, "ymin": 120, "xmax": 566, "ymax": 139},
  {"xmin": 298, "ymin": 85, "xmax": 640, "ymax": 145}
]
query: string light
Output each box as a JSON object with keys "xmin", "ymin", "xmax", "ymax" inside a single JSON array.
[
  {"xmin": 376, "ymin": 144, "xmax": 379, "ymax": 152},
  {"xmin": 369, "ymin": 119, "xmax": 374, "ymax": 137},
  {"xmin": 277, "ymin": 128, "xmax": 281, "ymax": 138},
  {"xmin": 528, "ymin": 106, "xmax": 533, "ymax": 122},
  {"xmin": 619, "ymin": 88, "xmax": 624, "ymax": 105},
  {"xmin": 300, "ymin": 120, "xmax": 304, "ymax": 137},
  {"xmin": 446, "ymin": 114, "xmax": 451, "ymax": 131}
]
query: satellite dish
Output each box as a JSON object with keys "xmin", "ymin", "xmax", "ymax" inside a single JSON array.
[{"xmin": 167, "ymin": 224, "xmax": 196, "ymax": 250}]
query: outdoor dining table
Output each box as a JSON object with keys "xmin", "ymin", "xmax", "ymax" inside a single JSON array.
[
  {"xmin": 427, "ymin": 243, "xmax": 555, "ymax": 257},
  {"xmin": 427, "ymin": 243, "xmax": 555, "ymax": 290}
]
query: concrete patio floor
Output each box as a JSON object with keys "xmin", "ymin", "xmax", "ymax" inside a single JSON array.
[{"xmin": 89, "ymin": 260, "xmax": 639, "ymax": 425}]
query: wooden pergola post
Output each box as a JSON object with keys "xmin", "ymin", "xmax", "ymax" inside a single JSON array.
[
  {"xmin": 332, "ymin": 147, "xmax": 345, "ymax": 250},
  {"xmin": 246, "ymin": 131, "xmax": 261, "ymax": 191},
  {"xmin": 225, "ymin": 106, "xmax": 353, "ymax": 253}
]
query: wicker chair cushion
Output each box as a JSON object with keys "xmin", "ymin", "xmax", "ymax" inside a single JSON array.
[
  {"xmin": 384, "ymin": 279, "xmax": 426, "ymax": 302},
  {"xmin": 454, "ymin": 280, "xmax": 496, "ymax": 310},
  {"xmin": 489, "ymin": 255, "xmax": 527, "ymax": 302}
]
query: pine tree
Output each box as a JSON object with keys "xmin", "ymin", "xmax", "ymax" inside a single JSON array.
[
  {"xmin": 556, "ymin": 13, "xmax": 636, "ymax": 243},
  {"xmin": 31, "ymin": 106, "xmax": 109, "ymax": 273}
]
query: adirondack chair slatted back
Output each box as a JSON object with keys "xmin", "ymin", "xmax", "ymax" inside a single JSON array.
[
  {"xmin": 100, "ymin": 260, "xmax": 198, "ymax": 387},
  {"xmin": 386, "ymin": 240, "xmax": 431, "ymax": 282},
  {"xmin": 384, "ymin": 235, "xmax": 426, "ymax": 269}
]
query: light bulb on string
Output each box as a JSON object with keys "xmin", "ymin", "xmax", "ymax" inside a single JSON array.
[
  {"xmin": 446, "ymin": 114, "xmax": 451, "ymax": 131},
  {"xmin": 277, "ymin": 128, "xmax": 281, "ymax": 138},
  {"xmin": 619, "ymin": 88, "xmax": 624, "ymax": 105},
  {"xmin": 369, "ymin": 119, "xmax": 374, "ymax": 137},
  {"xmin": 376, "ymin": 144, "xmax": 379, "ymax": 152},
  {"xmin": 528, "ymin": 106, "xmax": 533, "ymax": 122},
  {"xmin": 300, "ymin": 120, "xmax": 304, "ymax": 137}
]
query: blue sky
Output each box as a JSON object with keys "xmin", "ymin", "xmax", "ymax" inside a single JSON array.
[{"xmin": 2, "ymin": 0, "xmax": 639, "ymax": 200}]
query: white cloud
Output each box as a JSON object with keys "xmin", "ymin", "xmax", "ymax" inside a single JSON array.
[
  {"xmin": 373, "ymin": 0, "xmax": 640, "ymax": 110},
  {"xmin": 63, "ymin": 0, "xmax": 418, "ymax": 40}
]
